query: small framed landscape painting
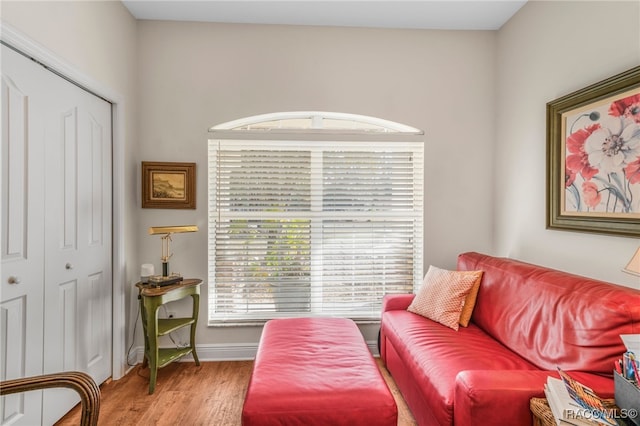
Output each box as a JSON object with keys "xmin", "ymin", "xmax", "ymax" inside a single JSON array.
[
  {"xmin": 142, "ymin": 161, "xmax": 196, "ymax": 209},
  {"xmin": 547, "ymin": 66, "xmax": 640, "ymax": 237}
]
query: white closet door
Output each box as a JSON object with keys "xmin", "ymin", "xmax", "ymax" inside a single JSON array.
[
  {"xmin": 40, "ymin": 57, "xmax": 113, "ymax": 425},
  {"xmin": 1, "ymin": 44, "xmax": 113, "ymax": 425},
  {"xmin": 1, "ymin": 45, "xmax": 47, "ymax": 426}
]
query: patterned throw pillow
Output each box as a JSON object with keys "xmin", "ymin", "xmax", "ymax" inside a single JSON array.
[{"xmin": 408, "ymin": 265, "xmax": 483, "ymax": 331}]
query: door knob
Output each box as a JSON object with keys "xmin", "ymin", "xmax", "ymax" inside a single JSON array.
[
  {"xmin": 65, "ymin": 263, "xmax": 73, "ymax": 270},
  {"xmin": 8, "ymin": 276, "xmax": 21, "ymax": 284}
]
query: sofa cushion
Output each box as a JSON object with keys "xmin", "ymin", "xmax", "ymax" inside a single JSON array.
[
  {"xmin": 407, "ymin": 265, "xmax": 481, "ymax": 330},
  {"xmin": 382, "ymin": 309, "xmax": 538, "ymax": 425},
  {"xmin": 457, "ymin": 252, "xmax": 640, "ymax": 375}
]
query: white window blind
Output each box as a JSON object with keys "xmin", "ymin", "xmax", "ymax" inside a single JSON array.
[{"xmin": 208, "ymin": 140, "xmax": 423, "ymax": 325}]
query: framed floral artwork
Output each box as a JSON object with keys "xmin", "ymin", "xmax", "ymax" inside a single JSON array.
[
  {"xmin": 142, "ymin": 161, "xmax": 196, "ymax": 209},
  {"xmin": 547, "ymin": 65, "xmax": 640, "ymax": 237}
]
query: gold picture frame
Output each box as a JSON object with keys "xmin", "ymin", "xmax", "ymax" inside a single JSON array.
[
  {"xmin": 546, "ymin": 65, "xmax": 640, "ymax": 237},
  {"xmin": 142, "ymin": 162, "xmax": 196, "ymax": 209}
]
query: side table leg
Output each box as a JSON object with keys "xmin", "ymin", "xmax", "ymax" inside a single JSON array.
[
  {"xmin": 139, "ymin": 294, "xmax": 150, "ymax": 371},
  {"xmin": 191, "ymin": 293, "xmax": 200, "ymax": 366},
  {"xmin": 191, "ymin": 329, "xmax": 200, "ymax": 366},
  {"xmin": 147, "ymin": 304, "xmax": 160, "ymax": 394}
]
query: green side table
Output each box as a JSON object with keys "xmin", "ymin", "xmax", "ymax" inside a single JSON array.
[{"xmin": 136, "ymin": 278, "xmax": 202, "ymax": 394}]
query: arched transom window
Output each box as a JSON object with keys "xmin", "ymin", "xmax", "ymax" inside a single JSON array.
[{"xmin": 210, "ymin": 111, "xmax": 422, "ymax": 133}]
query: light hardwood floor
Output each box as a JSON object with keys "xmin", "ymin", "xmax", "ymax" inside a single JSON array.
[{"xmin": 56, "ymin": 359, "xmax": 417, "ymax": 425}]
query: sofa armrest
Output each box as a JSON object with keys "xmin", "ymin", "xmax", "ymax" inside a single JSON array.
[
  {"xmin": 454, "ymin": 370, "xmax": 614, "ymax": 426},
  {"xmin": 379, "ymin": 294, "xmax": 414, "ymax": 363},
  {"xmin": 381, "ymin": 294, "xmax": 414, "ymax": 312}
]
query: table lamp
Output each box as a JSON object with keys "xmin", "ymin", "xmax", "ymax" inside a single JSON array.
[
  {"xmin": 622, "ymin": 247, "xmax": 640, "ymax": 277},
  {"xmin": 148, "ymin": 225, "xmax": 198, "ymax": 277}
]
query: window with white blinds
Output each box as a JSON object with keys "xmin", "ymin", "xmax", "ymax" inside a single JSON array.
[{"xmin": 208, "ymin": 140, "xmax": 423, "ymax": 325}]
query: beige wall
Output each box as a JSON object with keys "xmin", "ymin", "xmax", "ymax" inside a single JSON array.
[
  {"xmin": 135, "ymin": 21, "xmax": 497, "ymax": 347},
  {"xmin": 1, "ymin": 1, "xmax": 137, "ymax": 97},
  {"xmin": 494, "ymin": 0, "xmax": 640, "ymax": 289}
]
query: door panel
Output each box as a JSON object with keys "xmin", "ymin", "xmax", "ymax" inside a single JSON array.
[
  {"xmin": 41, "ymin": 64, "xmax": 112, "ymax": 425},
  {"xmin": 1, "ymin": 46, "xmax": 46, "ymax": 426},
  {"xmin": 86, "ymin": 272, "xmax": 107, "ymax": 370}
]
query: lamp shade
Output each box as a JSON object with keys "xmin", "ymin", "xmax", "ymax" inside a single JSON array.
[
  {"xmin": 149, "ymin": 225, "xmax": 198, "ymax": 235},
  {"xmin": 623, "ymin": 247, "xmax": 640, "ymax": 276}
]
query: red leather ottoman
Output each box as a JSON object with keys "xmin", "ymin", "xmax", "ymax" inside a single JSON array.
[{"xmin": 242, "ymin": 317, "xmax": 397, "ymax": 426}]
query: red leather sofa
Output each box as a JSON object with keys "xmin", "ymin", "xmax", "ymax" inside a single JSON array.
[{"xmin": 380, "ymin": 252, "xmax": 640, "ymax": 426}]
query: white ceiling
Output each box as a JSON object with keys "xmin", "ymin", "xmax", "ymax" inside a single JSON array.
[{"xmin": 122, "ymin": 0, "xmax": 528, "ymax": 31}]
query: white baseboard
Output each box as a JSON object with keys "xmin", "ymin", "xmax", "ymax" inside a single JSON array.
[{"xmin": 125, "ymin": 340, "xmax": 379, "ymax": 366}]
